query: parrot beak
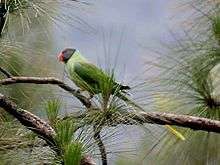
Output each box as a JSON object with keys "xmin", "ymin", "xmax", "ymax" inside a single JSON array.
[{"xmin": 58, "ymin": 52, "xmax": 64, "ymax": 62}]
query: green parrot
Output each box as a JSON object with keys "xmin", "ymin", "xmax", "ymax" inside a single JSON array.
[
  {"xmin": 58, "ymin": 48, "xmax": 185, "ymax": 140},
  {"xmin": 58, "ymin": 48, "xmax": 130, "ymax": 96}
]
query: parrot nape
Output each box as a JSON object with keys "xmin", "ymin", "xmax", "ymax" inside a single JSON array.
[{"xmin": 57, "ymin": 48, "xmax": 185, "ymax": 140}]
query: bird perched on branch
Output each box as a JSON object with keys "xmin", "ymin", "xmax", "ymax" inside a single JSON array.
[
  {"xmin": 57, "ymin": 48, "xmax": 185, "ymax": 140},
  {"xmin": 58, "ymin": 48, "xmax": 130, "ymax": 96}
]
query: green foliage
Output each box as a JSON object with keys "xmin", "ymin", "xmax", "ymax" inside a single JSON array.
[
  {"xmin": 55, "ymin": 120, "xmax": 76, "ymax": 150},
  {"xmin": 44, "ymin": 99, "xmax": 94, "ymax": 164},
  {"xmin": 45, "ymin": 99, "xmax": 61, "ymax": 127},
  {"xmin": 53, "ymin": 119, "xmax": 84, "ymax": 165},
  {"xmin": 0, "ymin": 121, "xmax": 54, "ymax": 164},
  {"xmin": 0, "ymin": 51, "xmax": 31, "ymax": 114},
  {"xmin": 7, "ymin": 0, "xmax": 28, "ymax": 13},
  {"xmin": 63, "ymin": 142, "xmax": 83, "ymax": 165},
  {"xmin": 3, "ymin": 0, "xmax": 87, "ymax": 37},
  {"xmin": 212, "ymin": 15, "xmax": 220, "ymax": 44},
  {"xmin": 84, "ymin": 104, "xmax": 120, "ymax": 127},
  {"xmin": 98, "ymin": 72, "xmax": 121, "ymax": 110}
]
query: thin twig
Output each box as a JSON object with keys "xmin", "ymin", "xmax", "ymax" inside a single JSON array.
[
  {"xmin": 93, "ymin": 125, "xmax": 107, "ymax": 165},
  {"xmin": 0, "ymin": 66, "xmax": 12, "ymax": 78}
]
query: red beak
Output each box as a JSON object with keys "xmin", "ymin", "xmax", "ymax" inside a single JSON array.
[{"xmin": 58, "ymin": 52, "xmax": 64, "ymax": 62}]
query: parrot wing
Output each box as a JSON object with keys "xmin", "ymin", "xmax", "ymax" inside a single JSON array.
[{"xmin": 72, "ymin": 62, "xmax": 108, "ymax": 93}]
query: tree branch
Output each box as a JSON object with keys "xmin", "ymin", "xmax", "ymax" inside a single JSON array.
[
  {"xmin": 0, "ymin": 93, "xmax": 56, "ymax": 145},
  {"xmin": 118, "ymin": 111, "xmax": 220, "ymax": 133},
  {"xmin": 1, "ymin": 73, "xmax": 220, "ymax": 165},
  {"xmin": 1, "ymin": 76, "xmax": 220, "ymax": 133},
  {"xmin": 93, "ymin": 126, "xmax": 107, "ymax": 165},
  {"xmin": 0, "ymin": 93, "xmax": 95, "ymax": 165},
  {"xmin": 0, "ymin": 76, "xmax": 91, "ymax": 108}
]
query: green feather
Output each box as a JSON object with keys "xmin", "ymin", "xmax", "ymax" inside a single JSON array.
[{"xmin": 66, "ymin": 50, "xmax": 127, "ymax": 94}]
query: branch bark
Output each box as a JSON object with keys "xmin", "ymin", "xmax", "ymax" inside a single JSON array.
[
  {"xmin": 0, "ymin": 93, "xmax": 95, "ymax": 165},
  {"xmin": 0, "ymin": 93, "xmax": 56, "ymax": 145},
  {"xmin": 119, "ymin": 111, "xmax": 220, "ymax": 133},
  {"xmin": 1, "ymin": 76, "xmax": 220, "ymax": 133},
  {"xmin": 0, "ymin": 76, "xmax": 91, "ymax": 108}
]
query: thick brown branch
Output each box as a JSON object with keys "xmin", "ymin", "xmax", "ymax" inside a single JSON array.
[
  {"xmin": 66, "ymin": 110, "xmax": 220, "ymax": 133},
  {"xmin": 0, "ymin": 93, "xmax": 95, "ymax": 165},
  {"xmin": 0, "ymin": 93, "xmax": 56, "ymax": 145},
  {"xmin": 0, "ymin": 76, "xmax": 91, "ymax": 108},
  {"xmin": 121, "ymin": 111, "xmax": 220, "ymax": 133}
]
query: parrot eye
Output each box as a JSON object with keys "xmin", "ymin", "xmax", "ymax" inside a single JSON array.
[{"xmin": 62, "ymin": 48, "xmax": 76, "ymax": 62}]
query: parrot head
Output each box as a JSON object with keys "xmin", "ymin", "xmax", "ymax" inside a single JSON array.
[{"xmin": 58, "ymin": 48, "xmax": 76, "ymax": 63}]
